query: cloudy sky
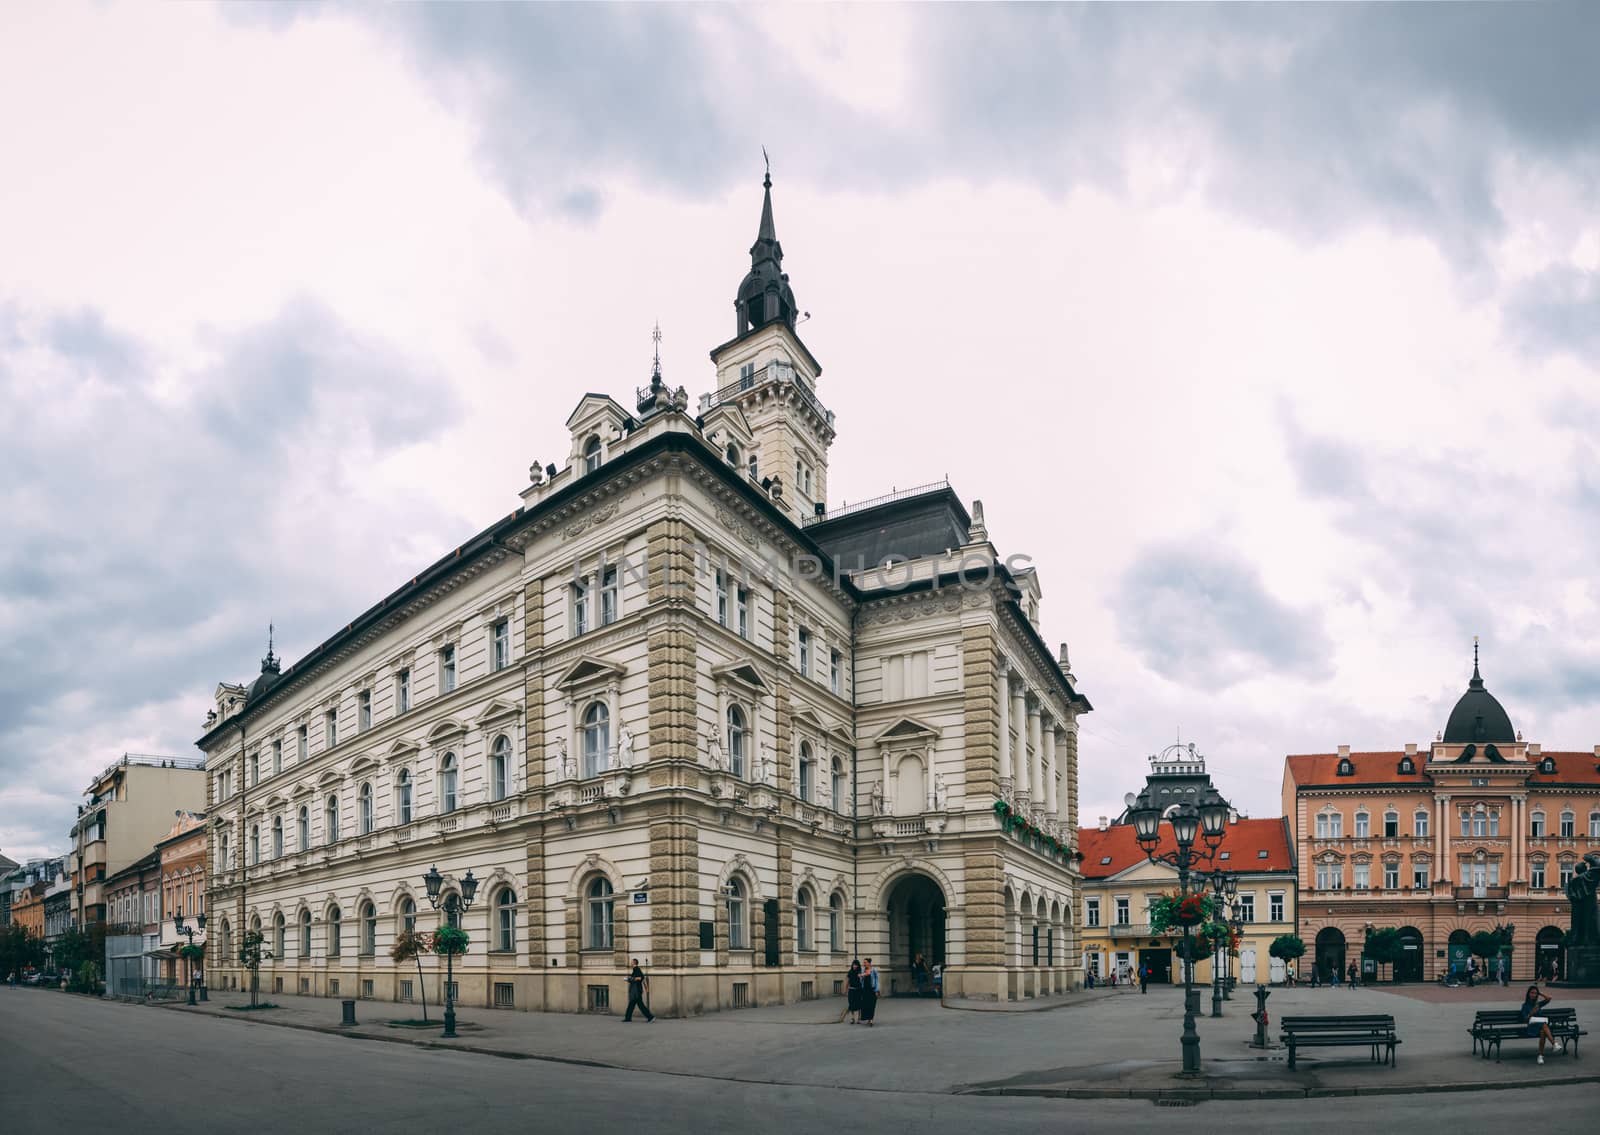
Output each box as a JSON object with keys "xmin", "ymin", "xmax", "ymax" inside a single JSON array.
[{"xmin": 3, "ymin": 3, "xmax": 1599, "ymax": 861}]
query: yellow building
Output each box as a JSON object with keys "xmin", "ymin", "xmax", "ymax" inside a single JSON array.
[{"xmin": 1079, "ymin": 817, "xmax": 1298, "ymax": 986}]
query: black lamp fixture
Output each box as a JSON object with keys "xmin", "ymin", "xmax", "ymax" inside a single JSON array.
[
  {"xmin": 173, "ymin": 911, "xmax": 208, "ymax": 1005},
  {"xmin": 423, "ymin": 865, "xmax": 479, "ymax": 1039}
]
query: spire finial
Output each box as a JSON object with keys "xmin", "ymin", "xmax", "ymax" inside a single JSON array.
[
  {"xmin": 651, "ymin": 321, "xmax": 663, "ymax": 385},
  {"xmin": 762, "ymin": 145, "xmax": 771, "ymax": 188},
  {"xmin": 261, "ymin": 622, "xmax": 279, "ymax": 674},
  {"xmin": 1473, "ymin": 634, "xmax": 1480, "ymax": 679}
]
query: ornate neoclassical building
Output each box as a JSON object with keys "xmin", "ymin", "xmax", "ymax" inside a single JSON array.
[
  {"xmin": 199, "ymin": 174, "xmax": 1089, "ymax": 1014},
  {"xmin": 1283, "ymin": 650, "xmax": 1600, "ymax": 983}
]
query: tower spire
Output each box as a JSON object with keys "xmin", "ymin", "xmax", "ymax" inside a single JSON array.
[
  {"xmin": 651, "ymin": 321, "xmax": 663, "ymax": 386},
  {"xmin": 735, "ymin": 152, "xmax": 797, "ymax": 335},
  {"xmin": 1472, "ymin": 635, "xmax": 1481, "ymax": 683},
  {"xmin": 261, "ymin": 622, "xmax": 279, "ymax": 675}
]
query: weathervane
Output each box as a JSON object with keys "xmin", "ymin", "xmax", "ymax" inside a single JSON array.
[
  {"xmin": 651, "ymin": 321, "xmax": 663, "ymax": 384},
  {"xmin": 762, "ymin": 145, "xmax": 771, "ymax": 187}
]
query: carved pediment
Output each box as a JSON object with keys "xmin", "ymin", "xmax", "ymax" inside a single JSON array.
[
  {"xmin": 427, "ymin": 719, "xmax": 468, "ymax": 745},
  {"xmin": 348, "ymin": 754, "xmax": 380, "ymax": 775},
  {"xmin": 871, "ymin": 716, "xmax": 941, "ymax": 746},
  {"xmin": 385, "ymin": 738, "xmax": 422, "ymax": 763},
  {"xmin": 553, "ymin": 656, "xmax": 626, "ymax": 691},
  {"xmin": 711, "ymin": 659, "xmax": 770, "ymax": 695},
  {"xmin": 474, "ymin": 698, "xmax": 522, "ymax": 728}
]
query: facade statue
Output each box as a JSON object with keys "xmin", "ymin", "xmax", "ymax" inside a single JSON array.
[
  {"xmin": 757, "ymin": 741, "xmax": 775, "ymax": 786},
  {"xmin": 557, "ymin": 737, "xmax": 575, "ymax": 782},
  {"xmin": 870, "ymin": 780, "xmax": 887, "ymax": 816},
  {"xmin": 1570, "ymin": 856, "xmax": 1600, "ymax": 948},
  {"xmin": 932, "ymin": 772, "xmax": 947, "ymax": 811},
  {"xmin": 618, "ymin": 727, "xmax": 636, "ymax": 768},
  {"xmin": 705, "ymin": 724, "xmax": 724, "ymax": 771}
]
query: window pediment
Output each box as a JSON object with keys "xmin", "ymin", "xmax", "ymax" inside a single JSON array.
[
  {"xmin": 871, "ymin": 716, "xmax": 940, "ymax": 746},
  {"xmin": 711, "ymin": 659, "xmax": 770, "ymax": 696},
  {"xmin": 474, "ymin": 699, "xmax": 522, "ymax": 729},
  {"xmin": 427, "ymin": 719, "xmax": 469, "ymax": 745},
  {"xmin": 554, "ymin": 656, "xmax": 626, "ymax": 692},
  {"xmin": 385, "ymin": 738, "xmax": 422, "ymax": 763}
]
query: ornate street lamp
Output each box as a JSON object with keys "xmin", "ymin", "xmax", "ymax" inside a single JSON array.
[
  {"xmin": 173, "ymin": 912, "xmax": 207, "ymax": 1006},
  {"xmin": 1127, "ymin": 784, "xmax": 1228, "ymax": 1074},
  {"xmin": 1206, "ymin": 869, "xmax": 1240, "ymax": 1018},
  {"xmin": 422, "ymin": 866, "xmax": 478, "ymax": 1038}
]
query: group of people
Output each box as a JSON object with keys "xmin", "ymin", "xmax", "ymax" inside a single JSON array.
[{"xmin": 845, "ymin": 958, "xmax": 881, "ymax": 1025}]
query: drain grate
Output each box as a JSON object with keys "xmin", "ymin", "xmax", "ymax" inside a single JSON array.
[{"xmin": 1155, "ymin": 1098, "xmax": 1200, "ymax": 1108}]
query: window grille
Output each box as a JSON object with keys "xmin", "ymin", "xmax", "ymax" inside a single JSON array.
[
  {"xmin": 400, "ymin": 980, "xmax": 414, "ymax": 1002},
  {"xmin": 494, "ymin": 983, "xmax": 515, "ymax": 1009},
  {"xmin": 587, "ymin": 984, "xmax": 610, "ymax": 1011},
  {"xmin": 732, "ymin": 982, "xmax": 750, "ymax": 1009}
]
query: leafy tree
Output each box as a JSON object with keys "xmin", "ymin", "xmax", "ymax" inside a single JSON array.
[
  {"xmin": 1, "ymin": 924, "xmax": 47, "ymax": 980},
  {"xmin": 51, "ymin": 923, "xmax": 109, "ymax": 979},
  {"xmin": 1364, "ymin": 927, "xmax": 1404, "ymax": 982},
  {"xmin": 238, "ymin": 929, "xmax": 271, "ymax": 1008},
  {"xmin": 1268, "ymin": 934, "xmax": 1306, "ymax": 962},
  {"xmin": 391, "ymin": 930, "xmax": 433, "ymax": 1022},
  {"xmin": 1470, "ymin": 930, "xmax": 1507, "ymax": 965}
]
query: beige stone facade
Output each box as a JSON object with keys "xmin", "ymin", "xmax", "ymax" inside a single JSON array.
[{"xmin": 199, "ymin": 178, "xmax": 1087, "ymax": 1013}]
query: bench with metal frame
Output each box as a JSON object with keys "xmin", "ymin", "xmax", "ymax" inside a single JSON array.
[
  {"xmin": 1471, "ymin": 1008, "xmax": 1585, "ymax": 1062},
  {"xmin": 1279, "ymin": 1014, "xmax": 1400, "ymax": 1071}
]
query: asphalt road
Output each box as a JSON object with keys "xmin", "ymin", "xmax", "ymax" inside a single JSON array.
[{"xmin": 0, "ymin": 991, "xmax": 1592, "ymax": 1135}]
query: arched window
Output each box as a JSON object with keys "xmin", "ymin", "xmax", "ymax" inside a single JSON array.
[
  {"xmin": 1354, "ymin": 810, "xmax": 1370, "ymax": 838},
  {"xmin": 220, "ymin": 919, "xmax": 232, "ymax": 958},
  {"xmin": 219, "ymin": 832, "xmax": 231, "ymax": 871},
  {"xmin": 798, "ymin": 742, "xmax": 813, "ymax": 803},
  {"xmin": 1531, "ymin": 809, "xmax": 1546, "ymax": 838},
  {"xmin": 249, "ymin": 824, "xmax": 260, "ymax": 865},
  {"xmin": 795, "ymin": 889, "xmax": 812, "ymax": 951},
  {"xmin": 359, "ymin": 783, "xmax": 373, "ymax": 835},
  {"xmin": 1383, "ymin": 809, "xmax": 1399, "ymax": 838},
  {"xmin": 299, "ymin": 910, "xmax": 312, "ymax": 957},
  {"xmin": 273, "ymin": 913, "xmax": 286, "ymax": 958},
  {"xmin": 297, "ymin": 806, "xmax": 310, "ymax": 850},
  {"xmin": 360, "ymin": 901, "xmax": 377, "ymax": 956},
  {"xmin": 727, "ymin": 705, "xmax": 747, "ymax": 779},
  {"xmin": 249, "ymin": 752, "xmax": 259, "ymax": 786},
  {"xmin": 272, "ymin": 816, "xmax": 283, "ymax": 859},
  {"xmin": 1560, "ymin": 810, "xmax": 1576, "ymax": 838},
  {"xmin": 401, "ymin": 897, "xmax": 416, "ymax": 935},
  {"xmin": 829, "ymin": 892, "xmax": 844, "ymax": 953},
  {"xmin": 496, "ymin": 889, "xmax": 517, "ymax": 952},
  {"xmin": 397, "ymin": 770, "xmax": 413, "ymax": 825},
  {"xmin": 582, "ymin": 703, "xmax": 610, "ymax": 778},
  {"xmin": 583, "ymin": 435, "xmax": 602, "ymax": 474},
  {"xmin": 586, "ymin": 878, "xmax": 614, "ymax": 950},
  {"xmin": 727, "ymin": 877, "xmax": 747, "ymax": 950},
  {"xmin": 831, "ymin": 757, "xmax": 846, "ymax": 813},
  {"xmin": 1471, "ymin": 805, "xmax": 1487, "ymax": 838},
  {"xmin": 491, "ymin": 735, "xmax": 511, "ymax": 802},
  {"xmin": 725, "ymin": 442, "xmax": 739, "ymax": 465},
  {"xmin": 325, "ymin": 794, "xmax": 340, "ymax": 843},
  {"xmin": 1590, "ymin": 811, "xmax": 1600, "ymax": 839},
  {"xmin": 439, "ymin": 753, "xmax": 458, "ymax": 813},
  {"xmin": 328, "ymin": 906, "xmax": 342, "ymax": 956},
  {"xmin": 1414, "ymin": 810, "xmax": 1429, "ymax": 838}
]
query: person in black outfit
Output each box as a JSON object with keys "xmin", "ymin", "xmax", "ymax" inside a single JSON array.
[
  {"xmin": 623, "ymin": 959, "xmax": 654, "ymax": 1022},
  {"xmin": 845, "ymin": 959, "xmax": 863, "ymax": 1024},
  {"xmin": 1139, "ymin": 965, "xmax": 1148, "ymax": 994}
]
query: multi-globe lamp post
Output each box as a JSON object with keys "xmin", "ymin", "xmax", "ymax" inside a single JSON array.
[
  {"xmin": 173, "ymin": 911, "xmax": 206, "ymax": 1005},
  {"xmin": 1125, "ymin": 784, "xmax": 1230, "ymax": 1074},
  {"xmin": 423, "ymin": 865, "xmax": 479, "ymax": 1039},
  {"xmin": 1206, "ymin": 868, "xmax": 1239, "ymax": 1018}
]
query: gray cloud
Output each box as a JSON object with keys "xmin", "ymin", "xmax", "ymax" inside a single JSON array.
[
  {"xmin": 1504, "ymin": 265, "xmax": 1600, "ymax": 360},
  {"xmin": 1114, "ymin": 541, "xmax": 1333, "ymax": 687},
  {"xmin": 0, "ymin": 300, "xmax": 462, "ymax": 858}
]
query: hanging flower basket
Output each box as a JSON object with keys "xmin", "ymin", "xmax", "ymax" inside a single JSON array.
[{"xmin": 1149, "ymin": 891, "xmax": 1216, "ymax": 934}]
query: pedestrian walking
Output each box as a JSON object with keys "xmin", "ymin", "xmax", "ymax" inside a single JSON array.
[
  {"xmin": 845, "ymin": 959, "xmax": 863, "ymax": 1024},
  {"xmin": 1346, "ymin": 962, "xmax": 1358, "ymax": 989},
  {"xmin": 1139, "ymin": 965, "xmax": 1149, "ymax": 994},
  {"xmin": 859, "ymin": 957, "xmax": 880, "ymax": 1026},
  {"xmin": 622, "ymin": 958, "xmax": 654, "ymax": 1022},
  {"xmin": 1499, "ymin": 956, "xmax": 1509, "ymax": 986}
]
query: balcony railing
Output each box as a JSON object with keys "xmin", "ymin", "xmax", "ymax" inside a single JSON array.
[
  {"xmin": 1453, "ymin": 886, "xmax": 1509, "ymax": 900},
  {"xmin": 708, "ymin": 361, "xmax": 832, "ymax": 427},
  {"xmin": 1107, "ymin": 922, "xmax": 1155, "ymax": 939}
]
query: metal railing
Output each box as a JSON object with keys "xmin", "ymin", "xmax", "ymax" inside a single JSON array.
[
  {"xmin": 708, "ymin": 361, "xmax": 833, "ymax": 427},
  {"xmin": 806, "ymin": 478, "xmax": 952, "ymax": 526}
]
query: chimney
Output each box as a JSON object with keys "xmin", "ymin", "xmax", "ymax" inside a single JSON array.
[
  {"xmin": 1337, "ymin": 745, "xmax": 1350, "ymax": 758},
  {"xmin": 1228, "ymin": 809, "xmax": 1239, "ymax": 824},
  {"xmin": 1097, "ymin": 816, "xmax": 1108, "ymax": 831},
  {"xmin": 1528, "ymin": 743, "xmax": 1541, "ymax": 758},
  {"xmin": 1593, "ymin": 745, "xmax": 1600, "ymax": 759},
  {"xmin": 1404, "ymin": 742, "xmax": 1417, "ymax": 757}
]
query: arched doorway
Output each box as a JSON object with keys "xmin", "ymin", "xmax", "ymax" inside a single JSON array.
[
  {"xmin": 1447, "ymin": 929, "xmax": 1471, "ymax": 979},
  {"xmin": 1536, "ymin": 926, "xmax": 1565, "ymax": 981},
  {"xmin": 1315, "ymin": 927, "xmax": 1346, "ymax": 984},
  {"xmin": 885, "ymin": 873, "xmax": 946, "ymax": 996},
  {"xmin": 1395, "ymin": 927, "xmax": 1425, "ymax": 983}
]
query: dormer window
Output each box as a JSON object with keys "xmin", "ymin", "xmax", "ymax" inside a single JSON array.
[
  {"xmin": 1540, "ymin": 757, "xmax": 1555, "ymax": 774},
  {"xmin": 726, "ymin": 443, "xmax": 739, "ymax": 465},
  {"xmin": 1336, "ymin": 757, "xmax": 1354, "ymax": 776},
  {"xmin": 1398, "ymin": 756, "xmax": 1414, "ymax": 774},
  {"xmin": 583, "ymin": 435, "xmax": 602, "ymax": 474}
]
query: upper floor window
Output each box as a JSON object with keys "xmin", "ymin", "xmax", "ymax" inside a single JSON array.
[
  {"xmin": 324, "ymin": 794, "xmax": 340, "ymax": 843},
  {"xmin": 1085, "ymin": 898, "xmax": 1100, "ymax": 927},
  {"xmin": 1113, "ymin": 897, "xmax": 1129, "ymax": 925},
  {"xmin": 831, "ymin": 757, "xmax": 845, "ymax": 814},
  {"xmin": 1268, "ymin": 893, "xmax": 1285, "ymax": 921},
  {"xmin": 1315, "ymin": 863, "xmax": 1341, "ymax": 890},
  {"xmin": 1354, "ymin": 811, "xmax": 1370, "ymax": 838},
  {"xmin": 401, "ymin": 897, "xmax": 417, "ymax": 934},
  {"xmin": 1531, "ymin": 860, "xmax": 1547, "ymax": 889},
  {"xmin": 1237, "ymin": 893, "xmax": 1256, "ymax": 922},
  {"xmin": 439, "ymin": 644, "xmax": 457, "ymax": 694},
  {"xmin": 396, "ymin": 770, "xmax": 413, "ymax": 825},
  {"xmin": 582, "ymin": 702, "xmax": 610, "ymax": 778},
  {"xmin": 297, "ymin": 725, "xmax": 308, "ymax": 763},
  {"xmin": 361, "ymin": 902, "xmax": 377, "ymax": 956},
  {"xmin": 325, "ymin": 708, "xmax": 338, "ymax": 749},
  {"xmin": 1314, "ymin": 812, "xmax": 1342, "ymax": 839},
  {"xmin": 297, "ymin": 806, "xmax": 310, "ymax": 850},
  {"xmin": 727, "ymin": 704, "xmax": 747, "ymax": 779},
  {"xmin": 272, "ymin": 816, "xmax": 283, "ymax": 859},
  {"xmin": 359, "ymin": 783, "xmax": 374, "ymax": 835},
  {"xmin": 1470, "ymin": 809, "xmax": 1486, "ymax": 838},
  {"xmin": 1488, "ymin": 810, "xmax": 1500, "ymax": 836},
  {"xmin": 583, "ymin": 435, "xmax": 603, "ymax": 474},
  {"xmin": 1531, "ymin": 809, "xmax": 1547, "ymax": 838},
  {"xmin": 1383, "ymin": 810, "xmax": 1399, "ymax": 838},
  {"xmin": 600, "ymin": 566, "xmax": 618, "ymax": 626},
  {"xmin": 272, "ymin": 740, "xmax": 282, "ymax": 777},
  {"xmin": 795, "ymin": 889, "xmax": 812, "ymax": 951},
  {"xmin": 248, "ymin": 751, "xmax": 259, "ymax": 786},
  {"xmin": 572, "ymin": 580, "xmax": 590, "ymax": 637},
  {"xmin": 439, "ymin": 753, "xmax": 459, "ymax": 814},
  {"xmin": 490, "ymin": 735, "xmax": 511, "ymax": 801},
  {"xmin": 353, "ymin": 691, "xmax": 368, "ymax": 732},
  {"xmin": 726, "ymin": 877, "xmax": 747, "ymax": 949},
  {"xmin": 249, "ymin": 824, "xmax": 260, "ymax": 866},
  {"xmin": 1383, "ymin": 861, "xmax": 1400, "ymax": 889},
  {"xmin": 397, "ymin": 669, "xmax": 411, "ymax": 713},
  {"xmin": 830, "ymin": 650, "xmax": 842, "ymax": 695},
  {"xmin": 736, "ymin": 584, "xmax": 750, "ymax": 638},
  {"xmin": 1414, "ymin": 810, "xmax": 1430, "ymax": 838},
  {"xmin": 299, "ymin": 910, "xmax": 312, "ymax": 957},
  {"xmin": 1591, "ymin": 812, "xmax": 1600, "ymax": 839},
  {"xmin": 1561, "ymin": 810, "xmax": 1576, "ymax": 838},
  {"xmin": 1560, "ymin": 859, "xmax": 1576, "ymax": 887},
  {"xmin": 738, "ymin": 362, "xmax": 756, "ymax": 390},
  {"xmin": 715, "ymin": 571, "xmax": 728, "ymax": 626},
  {"xmin": 492, "ymin": 620, "xmax": 511, "ymax": 671},
  {"xmin": 328, "ymin": 906, "xmax": 342, "ymax": 957},
  {"xmin": 798, "ymin": 627, "xmax": 811, "ymax": 677},
  {"xmin": 798, "ymin": 742, "xmax": 814, "ymax": 803}
]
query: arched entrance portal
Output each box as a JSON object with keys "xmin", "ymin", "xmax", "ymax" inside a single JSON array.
[
  {"xmin": 885, "ymin": 873, "xmax": 946, "ymax": 996},
  {"xmin": 1447, "ymin": 929, "xmax": 1472, "ymax": 979},
  {"xmin": 1395, "ymin": 927, "xmax": 1425, "ymax": 983},
  {"xmin": 1536, "ymin": 926, "xmax": 1565, "ymax": 981},
  {"xmin": 1315, "ymin": 927, "xmax": 1346, "ymax": 984}
]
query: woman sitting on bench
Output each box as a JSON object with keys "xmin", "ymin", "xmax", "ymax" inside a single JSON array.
[{"xmin": 1519, "ymin": 985, "xmax": 1562, "ymax": 1064}]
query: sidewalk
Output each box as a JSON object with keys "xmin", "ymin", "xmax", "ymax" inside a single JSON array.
[{"xmin": 143, "ymin": 981, "xmax": 1597, "ymax": 1099}]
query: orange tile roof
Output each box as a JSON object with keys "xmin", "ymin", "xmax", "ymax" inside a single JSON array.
[
  {"xmin": 1285, "ymin": 749, "xmax": 1600, "ymax": 787},
  {"xmin": 1077, "ymin": 817, "xmax": 1295, "ymax": 879}
]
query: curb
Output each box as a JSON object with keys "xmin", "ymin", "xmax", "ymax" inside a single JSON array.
[{"xmin": 961, "ymin": 1071, "xmax": 1600, "ymax": 1101}]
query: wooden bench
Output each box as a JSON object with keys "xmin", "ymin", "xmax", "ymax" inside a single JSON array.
[
  {"xmin": 1471, "ymin": 1008, "xmax": 1586, "ymax": 1062},
  {"xmin": 1279, "ymin": 1014, "xmax": 1400, "ymax": 1071}
]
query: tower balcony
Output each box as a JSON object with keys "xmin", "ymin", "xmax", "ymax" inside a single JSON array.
[{"xmin": 704, "ymin": 360, "xmax": 832, "ymax": 428}]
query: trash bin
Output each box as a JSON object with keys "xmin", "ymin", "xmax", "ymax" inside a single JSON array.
[{"xmin": 341, "ymin": 999, "xmax": 357, "ymax": 1027}]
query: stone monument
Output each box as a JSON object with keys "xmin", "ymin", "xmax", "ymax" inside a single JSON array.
[{"xmin": 1563, "ymin": 853, "xmax": 1600, "ymax": 986}]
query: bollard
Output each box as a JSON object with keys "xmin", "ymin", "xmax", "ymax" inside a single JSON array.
[
  {"xmin": 199, "ymin": 985, "xmax": 208, "ymax": 1002},
  {"xmin": 341, "ymin": 998, "xmax": 357, "ymax": 1027},
  {"xmin": 1250, "ymin": 983, "xmax": 1271, "ymax": 1048}
]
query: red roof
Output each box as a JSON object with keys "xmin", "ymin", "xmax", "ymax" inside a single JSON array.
[
  {"xmin": 1077, "ymin": 817, "xmax": 1295, "ymax": 879},
  {"xmin": 1285, "ymin": 749, "xmax": 1600, "ymax": 787}
]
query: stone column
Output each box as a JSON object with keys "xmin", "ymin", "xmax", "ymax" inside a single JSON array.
[
  {"xmin": 1437, "ymin": 795, "xmax": 1450, "ymax": 884},
  {"xmin": 1043, "ymin": 723, "xmax": 1059, "ymax": 825},
  {"xmin": 1011, "ymin": 680, "xmax": 1030, "ymax": 814},
  {"xmin": 881, "ymin": 743, "xmax": 892, "ymax": 815},
  {"xmin": 997, "ymin": 662, "xmax": 1013, "ymax": 798},
  {"xmin": 1027, "ymin": 700, "xmax": 1044, "ymax": 822}
]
